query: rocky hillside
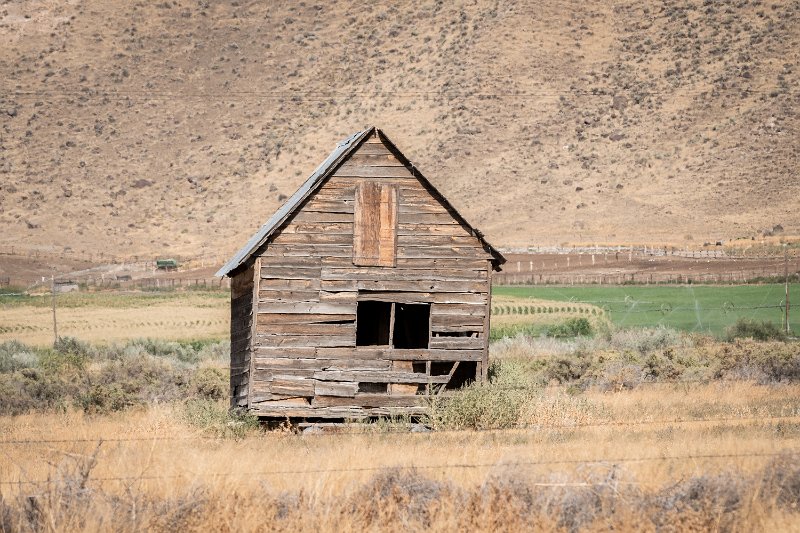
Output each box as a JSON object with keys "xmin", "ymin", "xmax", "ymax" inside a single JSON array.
[{"xmin": 1, "ymin": 0, "xmax": 798, "ymax": 259}]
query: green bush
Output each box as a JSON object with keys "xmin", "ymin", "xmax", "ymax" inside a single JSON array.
[
  {"xmin": 191, "ymin": 367, "xmax": 228, "ymax": 400},
  {"xmin": 726, "ymin": 318, "xmax": 787, "ymax": 342},
  {"xmin": 547, "ymin": 317, "xmax": 592, "ymax": 338}
]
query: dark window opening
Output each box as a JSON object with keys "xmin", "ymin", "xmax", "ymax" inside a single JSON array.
[
  {"xmin": 392, "ymin": 303, "xmax": 430, "ymax": 349},
  {"xmin": 430, "ymin": 362, "xmax": 455, "ymax": 376},
  {"xmin": 447, "ymin": 361, "xmax": 478, "ymax": 389},
  {"xmin": 412, "ymin": 361, "xmax": 427, "ymax": 374},
  {"xmin": 356, "ymin": 301, "xmax": 392, "ymax": 346},
  {"xmin": 358, "ymin": 382, "xmax": 388, "ymax": 394}
]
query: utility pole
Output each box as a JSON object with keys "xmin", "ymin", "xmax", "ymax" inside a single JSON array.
[
  {"xmin": 785, "ymin": 246, "xmax": 791, "ymax": 335},
  {"xmin": 51, "ymin": 273, "xmax": 58, "ymax": 345}
]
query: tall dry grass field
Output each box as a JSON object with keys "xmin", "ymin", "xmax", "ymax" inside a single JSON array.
[{"xmin": 2, "ymin": 382, "xmax": 799, "ymax": 532}]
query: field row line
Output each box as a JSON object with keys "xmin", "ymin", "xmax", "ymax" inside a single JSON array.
[
  {"xmin": 1, "ymin": 414, "xmax": 797, "ymax": 445},
  {"xmin": 1, "ymin": 451, "xmax": 797, "ymax": 487}
]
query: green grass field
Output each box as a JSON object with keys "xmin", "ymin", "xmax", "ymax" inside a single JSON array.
[{"xmin": 493, "ymin": 284, "xmax": 798, "ymax": 336}]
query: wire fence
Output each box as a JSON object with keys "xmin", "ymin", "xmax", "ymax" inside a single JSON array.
[
  {"xmin": 1, "ymin": 413, "xmax": 797, "ymax": 445},
  {"xmin": 1, "ymin": 450, "xmax": 797, "ymax": 486}
]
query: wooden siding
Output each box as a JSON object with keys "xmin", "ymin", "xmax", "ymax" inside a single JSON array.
[
  {"xmin": 229, "ymin": 264, "xmax": 254, "ymax": 408},
  {"xmin": 246, "ymin": 131, "xmax": 495, "ymax": 418}
]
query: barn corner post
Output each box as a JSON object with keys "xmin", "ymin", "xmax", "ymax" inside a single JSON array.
[
  {"xmin": 247, "ymin": 256, "xmax": 262, "ymax": 410},
  {"xmin": 482, "ymin": 259, "xmax": 493, "ymax": 382}
]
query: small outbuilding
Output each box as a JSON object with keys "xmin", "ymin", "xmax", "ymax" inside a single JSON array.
[{"xmin": 216, "ymin": 127, "xmax": 505, "ymax": 419}]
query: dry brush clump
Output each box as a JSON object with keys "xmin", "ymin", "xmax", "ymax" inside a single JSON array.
[
  {"xmin": 1, "ymin": 456, "xmax": 798, "ymax": 532},
  {"xmin": 0, "ymin": 338, "xmax": 229, "ymax": 416}
]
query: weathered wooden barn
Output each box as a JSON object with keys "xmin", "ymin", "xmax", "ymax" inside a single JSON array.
[{"xmin": 216, "ymin": 127, "xmax": 505, "ymax": 419}]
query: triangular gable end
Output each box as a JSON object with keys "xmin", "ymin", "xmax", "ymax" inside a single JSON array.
[{"xmin": 216, "ymin": 127, "xmax": 505, "ymax": 277}]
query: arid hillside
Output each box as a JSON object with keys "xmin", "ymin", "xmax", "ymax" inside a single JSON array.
[{"xmin": 1, "ymin": 0, "xmax": 798, "ymax": 259}]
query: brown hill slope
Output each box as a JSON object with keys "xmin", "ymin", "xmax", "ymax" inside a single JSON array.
[{"xmin": 1, "ymin": 0, "xmax": 798, "ymax": 259}]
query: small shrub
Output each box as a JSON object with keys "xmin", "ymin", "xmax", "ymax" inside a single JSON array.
[
  {"xmin": 726, "ymin": 318, "xmax": 786, "ymax": 342},
  {"xmin": 547, "ymin": 317, "xmax": 592, "ymax": 338},
  {"xmin": 182, "ymin": 399, "xmax": 260, "ymax": 438},
  {"xmin": 191, "ymin": 367, "xmax": 228, "ymax": 400}
]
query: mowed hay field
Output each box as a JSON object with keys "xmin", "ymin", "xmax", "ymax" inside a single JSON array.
[
  {"xmin": 1, "ymin": 383, "xmax": 799, "ymax": 531},
  {"xmin": 0, "ymin": 291, "xmax": 229, "ymax": 345}
]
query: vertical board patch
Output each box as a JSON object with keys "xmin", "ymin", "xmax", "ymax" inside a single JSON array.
[{"xmin": 354, "ymin": 182, "xmax": 397, "ymax": 266}]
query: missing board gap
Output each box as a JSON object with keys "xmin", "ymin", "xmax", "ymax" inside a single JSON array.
[
  {"xmin": 433, "ymin": 331, "xmax": 479, "ymax": 338},
  {"xmin": 358, "ymin": 382, "xmax": 388, "ymax": 394}
]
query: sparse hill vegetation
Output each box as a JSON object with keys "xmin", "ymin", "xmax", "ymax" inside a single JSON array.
[{"xmin": 0, "ymin": 0, "xmax": 798, "ymax": 257}]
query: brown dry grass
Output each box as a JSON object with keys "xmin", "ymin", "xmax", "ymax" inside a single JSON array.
[{"xmin": 1, "ymin": 382, "xmax": 799, "ymax": 531}]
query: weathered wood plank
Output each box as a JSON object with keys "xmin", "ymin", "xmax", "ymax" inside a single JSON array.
[
  {"xmin": 397, "ymin": 223, "xmax": 473, "ymax": 236},
  {"xmin": 256, "ymin": 313, "xmax": 356, "ymax": 325},
  {"xmin": 263, "ymin": 244, "xmax": 353, "ymax": 257},
  {"xmin": 270, "ymin": 232, "xmax": 352, "ymax": 245},
  {"xmin": 398, "ymin": 212, "xmax": 461, "ymax": 225},
  {"xmin": 312, "ymin": 395, "xmax": 420, "ymax": 408},
  {"xmin": 429, "ymin": 337, "xmax": 485, "ymax": 350},
  {"xmin": 314, "ymin": 381, "xmax": 358, "ymax": 397},
  {"xmin": 355, "ymin": 279, "xmax": 485, "ymax": 293},
  {"xmin": 253, "ymin": 346, "xmax": 317, "ymax": 357},
  {"xmin": 260, "ymin": 266, "xmax": 322, "ymax": 280},
  {"xmin": 289, "ymin": 211, "xmax": 354, "ymax": 223},
  {"xmin": 354, "ymin": 292, "xmax": 487, "ymax": 304},
  {"xmin": 344, "ymin": 153, "xmax": 403, "ymax": 166},
  {"xmin": 314, "ymin": 347, "xmax": 485, "ymax": 361},
  {"xmin": 302, "ymin": 199, "xmax": 355, "ymax": 213},
  {"xmin": 258, "ymin": 255, "xmax": 324, "ymax": 267},
  {"xmin": 256, "ymin": 334, "xmax": 355, "ymax": 348},
  {"xmin": 334, "ymin": 165, "xmax": 412, "ymax": 178},
  {"xmin": 257, "ymin": 302, "xmax": 355, "ymax": 314},
  {"xmin": 269, "ymin": 377, "xmax": 315, "ymax": 396},
  {"xmin": 431, "ymin": 303, "xmax": 487, "ymax": 316},
  {"xmin": 398, "ymin": 246, "xmax": 489, "ymax": 259},
  {"xmin": 258, "ymin": 289, "xmax": 320, "ymax": 303},
  {"xmin": 314, "ymin": 370, "xmax": 450, "ymax": 384},
  {"xmin": 430, "ymin": 314, "xmax": 485, "ymax": 328},
  {"xmin": 320, "ymin": 267, "xmax": 488, "ymax": 281},
  {"xmin": 248, "ymin": 405, "xmax": 427, "ymax": 419},
  {"xmin": 276, "ymin": 222, "xmax": 353, "ymax": 234},
  {"xmin": 396, "ymin": 234, "xmax": 483, "ymax": 247},
  {"xmin": 259, "ymin": 278, "xmax": 321, "ymax": 290},
  {"xmin": 255, "ymin": 323, "xmax": 356, "ymax": 335}
]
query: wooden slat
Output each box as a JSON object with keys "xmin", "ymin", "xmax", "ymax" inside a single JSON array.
[
  {"xmin": 270, "ymin": 232, "xmax": 352, "ymax": 245},
  {"xmin": 259, "ymin": 278, "xmax": 321, "ymax": 290},
  {"xmin": 263, "ymin": 244, "xmax": 353, "ymax": 257},
  {"xmin": 398, "ymin": 212, "xmax": 461, "ymax": 225},
  {"xmin": 303, "ymin": 199, "xmax": 354, "ymax": 213},
  {"xmin": 255, "ymin": 323, "xmax": 355, "ymax": 335},
  {"xmin": 429, "ymin": 337, "xmax": 485, "ymax": 350},
  {"xmin": 351, "ymin": 142, "xmax": 396, "ymax": 156},
  {"xmin": 260, "ymin": 266, "xmax": 322, "ymax": 280},
  {"xmin": 256, "ymin": 313, "xmax": 356, "ymax": 325},
  {"xmin": 397, "ymin": 223, "xmax": 472, "ymax": 236},
  {"xmin": 431, "ymin": 303, "xmax": 487, "ymax": 315},
  {"xmin": 396, "ymin": 235, "xmax": 483, "ymax": 247},
  {"xmin": 314, "ymin": 347, "xmax": 485, "ymax": 361},
  {"xmin": 398, "ymin": 246, "xmax": 489, "ymax": 259},
  {"xmin": 430, "ymin": 314, "xmax": 485, "ymax": 328},
  {"xmin": 314, "ymin": 381, "xmax": 358, "ymax": 397},
  {"xmin": 269, "ymin": 377, "xmax": 315, "ymax": 396},
  {"xmin": 258, "ymin": 289, "xmax": 320, "ymax": 303},
  {"xmin": 355, "ymin": 292, "xmax": 487, "ymax": 304},
  {"xmin": 257, "ymin": 302, "xmax": 355, "ymax": 314},
  {"xmin": 312, "ymin": 395, "xmax": 420, "ymax": 408},
  {"xmin": 249, "ymin": 405, "xmax": 427, "ymax": 419},
  {"xmin": 276, "ymin": 222, "xmax": 353, "ymax": 234},
  {"xmin": 256, "ymin": 334, "xmax": 355, "ymax": 348},
  {"xmin": 314, "ymin": 370, "xmax": 450, "ymax": 384},
  {"xmin": 355, "ymin": 279, "xmax": 485, "ymax": 293},
  {"xmin": 289, "ymin": 211, "xmax": 354, "ymax": 223},
  {"xmin": 344, "ymin": 153, "xmax": 403, "ymax": 166},
  {"xmin": 320, "ymin": 267, "xmax": 487, "ymax": 281},
  {"xmin": 259, "ymin": 255, "xmax": 324, "ymax": 267},
  {"xmin": 334, "ymin": 165, "xmax": 412, "ymax": 178}
]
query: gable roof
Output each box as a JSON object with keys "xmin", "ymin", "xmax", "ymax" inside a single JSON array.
[{"xmin": 216, "ymin": 126, "xmax": 505, "ymax": 277}]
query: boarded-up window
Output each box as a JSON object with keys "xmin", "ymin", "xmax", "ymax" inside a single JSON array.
[{"xmin": 353, "ymin": 182, "xmax": 397, "ymax": 266}]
